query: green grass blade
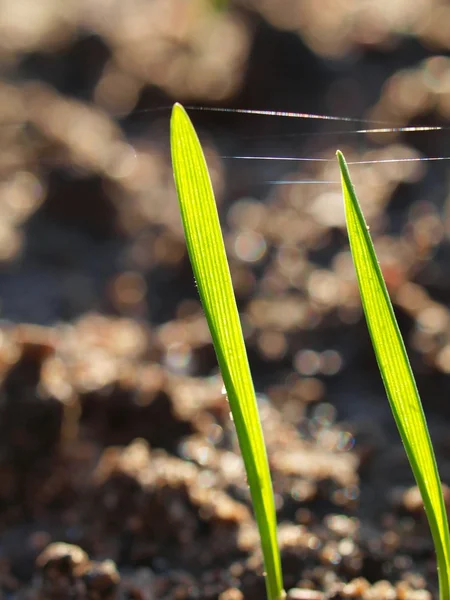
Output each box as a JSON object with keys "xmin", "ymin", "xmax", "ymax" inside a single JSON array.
[
  {"xmin": 337, "ymin": 150, "xmax": 450, "ymax": 600},
  {"xmin": 171, "ymin": 103, "xmax": 284, "ymax": 600}
]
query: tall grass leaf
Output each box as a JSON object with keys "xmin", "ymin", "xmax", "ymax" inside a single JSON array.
[
  {"xmin": 171, "ymin": 103, "xmax": 284, "ymax": 600},
  {"xmin": 337, "ymin": 150, "xmax": 450, "ymax": 600}
]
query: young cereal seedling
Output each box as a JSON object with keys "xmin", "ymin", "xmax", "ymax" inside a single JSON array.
[
  {"xmin": 337, "ymin": 151, "xmax": 450, "ymax": 600},
  {"xmin": 170, "ymin": 102, "xmax": 450, "ymax": 600},
  {"xmin": 170, "ymin": 104, "xmax": 285, "ymax": 600}
]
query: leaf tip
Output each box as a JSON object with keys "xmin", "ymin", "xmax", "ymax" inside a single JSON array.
[
  {"xmin": 171, "ymin": 102, "xmax": 185, "ymax": 127},
  {"xmin": 336, "ymin": 149, "xmax": 346, "ymax": 170}
]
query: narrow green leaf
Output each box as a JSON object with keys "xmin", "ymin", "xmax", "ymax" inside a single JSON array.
[
  {"xmin": 337, "ymin": 150, "xmax": 450, "ymax": 600},
  {"xmin": 171, "ymin": 103, "xmax": 284, "ymax": 600}
]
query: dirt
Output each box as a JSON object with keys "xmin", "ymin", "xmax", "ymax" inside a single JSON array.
[
  {"xmin": 0, "ymin": 314, "xmax": 445, "ymax": 599},
  {"xmin": 0, "ymin": 1, "xmax": 450, "ymax": 599}
]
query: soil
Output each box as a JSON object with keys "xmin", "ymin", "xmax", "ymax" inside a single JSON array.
[{"xmin": 0, "ymin": 2, "xmax": 449, "ymax": 599}]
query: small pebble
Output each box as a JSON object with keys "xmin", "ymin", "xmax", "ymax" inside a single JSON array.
[
  {"xmin": 36, "ymin": 542, "xmax": 89, "ymax": 575},
  {"xmin": 287, "ymin": 589, "xmax": 324, "ymax": 600},
  {"xmin": 342, "ymin": 578, "xmax": 370, "ymax": 598},
  {"xmin": 218, "ymin": 589, "xmax": 244, "ymax": 600},
  {"xmin": 404, "ymin": 592, "xmax": 432, "ymax": 600},
  {"xmin": 363, "ymin": 580, "xmax": 396, "ymax": 600}
]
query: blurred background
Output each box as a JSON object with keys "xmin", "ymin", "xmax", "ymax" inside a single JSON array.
[{"xmin": 0, "ymin": 0, "xmax": 449, "ymax": 598}]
